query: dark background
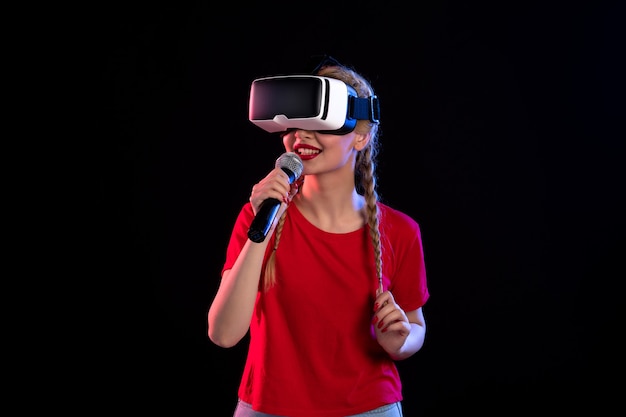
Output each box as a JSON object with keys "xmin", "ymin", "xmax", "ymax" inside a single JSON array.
[{"xmin": 93, "ymin": 1, "xmax": 623, "ymax": 415}]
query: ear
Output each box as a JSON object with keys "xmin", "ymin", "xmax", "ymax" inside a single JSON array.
[{"xmin": 353, "ymin": 132, "xmax": 370, "ymax": 151}]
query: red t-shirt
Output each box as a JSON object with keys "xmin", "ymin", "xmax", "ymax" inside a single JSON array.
[{"xmin": 221, "ymin": 202, "xmax": 429, "ymax": 417}]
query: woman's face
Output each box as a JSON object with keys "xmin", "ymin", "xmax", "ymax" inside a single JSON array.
[{"xmin": 282, "ymin": 129, "xmax": 367, "ymax": 176}]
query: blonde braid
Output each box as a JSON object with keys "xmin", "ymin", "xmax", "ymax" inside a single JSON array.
[
  {"xmin": 262, "ymin": 211, "xmax": 287, "ymax": 291},
  {"xmin": 357, "ymin": 140, "xmax": 383, "ymax": 290}
]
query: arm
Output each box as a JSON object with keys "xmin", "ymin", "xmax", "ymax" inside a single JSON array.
[
  {"xmin": 207, "ymin": 238, "xmax": 269, "ymax": 348},
  {"xmin": 372, "ymin": 291, "xmax": 426, "ymax": 360},
  {"xmin": 208, "ymin": 166, "xmax": 297, "ymax": 348}
]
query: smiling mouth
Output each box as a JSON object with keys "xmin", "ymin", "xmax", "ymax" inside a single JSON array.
[
  {"xmin": 293, "ymin": 143, "xmax": 322, "ymax": 159},
  {"xmin": 296, "ymin": 148, "xmax": 320, "ymax": 156}
]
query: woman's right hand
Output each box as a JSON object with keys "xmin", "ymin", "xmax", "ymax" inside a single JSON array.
[{"xmin": 249, "ymin": 168, "xmax": 298, "ymax": 215}]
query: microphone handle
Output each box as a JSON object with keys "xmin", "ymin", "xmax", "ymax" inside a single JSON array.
[{"xmin": 247, "ymin": 197, "xmax": 281, "ymax": 243}]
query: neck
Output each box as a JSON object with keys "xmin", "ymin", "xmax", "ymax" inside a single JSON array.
[{"xmin": 294, "ymin": 177, "xmax": 366, "ymax": 232}]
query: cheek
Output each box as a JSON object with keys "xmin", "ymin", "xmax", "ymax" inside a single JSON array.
[{"xmin": 282, "ymin": 134, "xmax": 295, "ymax": 150}]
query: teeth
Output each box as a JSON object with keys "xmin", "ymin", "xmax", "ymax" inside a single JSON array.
[{"xmin": 297, "ymin": 149, "xmax": 320, "ymax": 155}]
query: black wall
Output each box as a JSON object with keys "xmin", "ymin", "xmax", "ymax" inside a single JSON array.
[{"xmin": 95, "ymin": 1, "xmax": 623, "ymax": 415}]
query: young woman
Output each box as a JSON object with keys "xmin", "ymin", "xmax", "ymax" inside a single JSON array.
[{"xmin": 208, "ymin": 57, "xmax": 430, "ymax": 417}]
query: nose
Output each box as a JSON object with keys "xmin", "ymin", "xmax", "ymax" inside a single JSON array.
[{"xmin": 295, "ymin": 129, "xmax": 314, "ymax": 139}]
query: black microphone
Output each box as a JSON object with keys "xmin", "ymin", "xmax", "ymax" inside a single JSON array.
[{"xmin": 247, "ymin": 152, "xmax": 304, "ymax": 243}]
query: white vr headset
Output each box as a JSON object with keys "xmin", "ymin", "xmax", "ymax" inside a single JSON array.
[{"xmin": 248, "ymin": 75, "xmax": 380, "ymax": 135}]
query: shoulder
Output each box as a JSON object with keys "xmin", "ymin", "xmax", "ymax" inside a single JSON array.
[
  {"xmin": 377, "ymin": 202, "xmax": 420, "ymax": 230},
  {"xmin": 231, "ymin": 202, "xmax": 255, "ymax": 230},
  {"xmin": 376, "ymin": 202, "xmax": 424, "ymax": 246}
]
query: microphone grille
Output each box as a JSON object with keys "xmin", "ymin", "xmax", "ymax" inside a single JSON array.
[{"xmin": 276, "ymin": 152, "xmax": 304, "ymax": 182}]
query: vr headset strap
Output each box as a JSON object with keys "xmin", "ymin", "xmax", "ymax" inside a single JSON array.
[{"xmin": 349, "ymin": 96, "xmax": 381, "ymax": 123}]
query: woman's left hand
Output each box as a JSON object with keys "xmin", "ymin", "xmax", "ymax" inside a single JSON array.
[{"xmin": 372, "ymin": 290, "xmax": 411, "ymax": 354}]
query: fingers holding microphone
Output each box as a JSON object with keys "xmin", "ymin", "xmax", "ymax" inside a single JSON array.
[
  {"xmin": 249, "ymin": 168, "xmax": 294, "ymax": 216},
  {"xmin": 247, "ymin": 152, "xmax": 303, "ymax": 243}
]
